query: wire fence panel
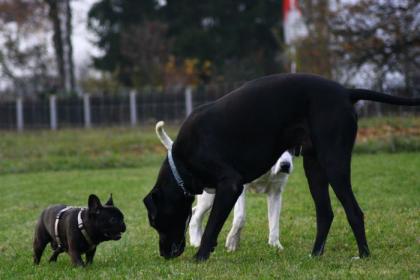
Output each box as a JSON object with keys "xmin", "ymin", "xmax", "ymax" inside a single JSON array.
[
  {"xmin": 90, "ymin": 95, "xmax": 130, "ymax": 126},
  {"xmin": 137, "ymin": 89, "xmax": 185, "ymax": 124},
  {"xmin": 356, "ymin": 101, "xmax": 419, "ymax": 118},
  {"xmin": 0, "ymin": 101, "xmax": 16, "ymax": 129},
  {"xmin": 23, "ymin": 99, "xmax": 49, "ymax": 129},
  {"xmin": 0, "ymin": 83, "xmax": 418, "ymax": 131},
  {"xmin": 57, "ymin": 96, "xmax": 84, "ymax": 127}
]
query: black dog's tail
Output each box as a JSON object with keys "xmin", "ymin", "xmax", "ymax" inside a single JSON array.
[{"xmin": 349, "ymin": 89, "xmax": 420, "ymax": 106}]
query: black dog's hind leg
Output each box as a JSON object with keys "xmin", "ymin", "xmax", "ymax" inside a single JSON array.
[
  {"xmin": 85, "ymin": 248, "xmax": 96, "ymax": 265},
  {"xmin": 316, "ymin": 111, "xmax": 369, "ymax": 258},
  {"xmin": 326, "ymin": 161, "xmax": 370, "ymax": 258},
  {"xmin": 303, "ymin": 152, "xmax": 333, "ymax": 256},
  {"xmin": 33, "ymin": 220, "xmax": 51, "ymax": 265},
  {"xmin": 194, "ymin": 177, "xmax": 243, "ymax": 261}
]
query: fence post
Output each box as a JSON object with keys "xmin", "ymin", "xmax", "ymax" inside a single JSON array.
[
  {"xmin": 49, "ymin": 95, "xmax": 57, "ymax": 130},
  {"xmin": 16, "ymin": 97, "xmax": 24, "ymax": 132},
  {"xmin": 185, "ymin": 85, "xmax": 193, "ymax": 117},
  {"xmin": 129, "ymin": 89, "xmax": 137, "ymax": 127},
  {"xmin": 83, "ymin": 94, "xmax": 91, "ymax": 128}
]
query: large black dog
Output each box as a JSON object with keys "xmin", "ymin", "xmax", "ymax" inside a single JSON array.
[{"xmin": 144, "ymin": 73, "xmax": 419, "ymax": 261}]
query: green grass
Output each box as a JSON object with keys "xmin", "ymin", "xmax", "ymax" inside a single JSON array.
[
  {"xmin": 0, "ymin": 126, "xmax": 178, "ymax": 174},
  {"xmin": 358, "ymin": 116, "xmax": 420, "ymax": 129},
  {"xmin": 0, "ymin": 118, "xmax": 419, "ymax": 278},
  {"xmin": 0, "ymin": 153, "xmax": 419, "ymax": 279},
  {"xmin": 0, "ymin": 117, "xmax": 419, "ymax": 174}
]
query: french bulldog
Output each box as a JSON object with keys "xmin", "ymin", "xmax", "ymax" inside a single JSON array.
[{"xmin": 33, "ymin": 194, "xmax": 126, "ymax": 266}]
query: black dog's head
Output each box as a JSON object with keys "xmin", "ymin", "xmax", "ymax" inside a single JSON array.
[
  {"xmin": 87, "ymin": 194, "xmax": 126, "ymax": 241},
  {"xmin": 143, "ymin": 160, "xmax": 194, "ymax": 259}
]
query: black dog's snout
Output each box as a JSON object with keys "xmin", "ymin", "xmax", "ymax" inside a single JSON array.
[{"xmin": 280, "ymin": 162, "xmax": 291, "ymax": 173}]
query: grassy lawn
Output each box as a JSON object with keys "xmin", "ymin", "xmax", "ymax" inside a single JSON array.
[
  {"xmin": 0, "ymin": 153, "xmax": 419, "ymax": 279},
  {"xmin": 0, "ymin": 116, "xmax": 419, "ymax": 174},
  {"xmin": 0, "ymin": 118, "xmax": 419, "ymax": 279}
]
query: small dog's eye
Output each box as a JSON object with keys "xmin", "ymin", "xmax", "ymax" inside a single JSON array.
[{"xmin": 109, "ymin": 217, "xmax": 117, "ymax": 224}]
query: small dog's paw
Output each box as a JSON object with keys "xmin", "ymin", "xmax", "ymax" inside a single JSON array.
[
  {"xmin": 351, "ymin": 256, "xmax": 360, "ymax": 260},
  {"xmin": 268, "ymin": 240, "xmax": 284, "ymax": 250},
  {"xmin": 225, "ymin": 235, "xmax": 239, "ymax": 252}
]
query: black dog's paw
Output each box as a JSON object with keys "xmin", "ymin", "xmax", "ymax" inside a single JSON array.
[
  {"xmin": 193, "ymin": 252, "xmax": 210, "ymax": 263},
  {"xmin": 310, "ymin": 249, "xmax": 324, "ymax": 258},
  {"xmin": 351, "ymin": 249, "xmax": 371, "ymax": 260},
  {"xmin": 358, "ymin": 248, "xmax": 370, "ymax": 259}
]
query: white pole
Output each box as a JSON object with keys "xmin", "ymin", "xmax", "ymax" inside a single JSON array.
[
  {"xmin": 290, "ymin": 45, "xmax": 297, "ymax": 73},
  {"xmin": 16, "ymin": 97, "xmax": 24, "ymax": 132},
  {"xmin": 50, "ymin": 95, "xmax": 57, "ymax": 130},
  {"xmin": 83, "ymin": 94, "xmax": 91, "ymax": 128},
  {"xmin": 129, "ymin": 90, "xmax": 137, "ymax": 127},
  {"xmin": 185, "ymin": 85, "xmax": 193, "ymax": 117}
]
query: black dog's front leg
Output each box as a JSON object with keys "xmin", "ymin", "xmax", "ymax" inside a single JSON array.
[
  {"xmin": 85, "ymin": 248, "xmax": 96, "ymax": 265},
  {"xmin": 49, "ymin": 249, "xmax": 63, "ymax": 263},
  {"xmin": 69, "ymin": 248, "xmax": 84, "ymax": 267},
  {"xmin": 194, "ymin": 179, "xmax": 243, "ymax": 261}
]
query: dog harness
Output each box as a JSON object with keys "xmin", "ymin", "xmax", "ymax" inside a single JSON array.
[
  {"xmin": 77, "ymin": 209, "xmax": 96, "ymax": 250},
  {"xmin": 54, "ymin": 207, "xmax": 96, "ymax": 250},
  {"xmin": 168, "ymin": 149, "xmax": 192, "ymax": 196},
  {"xmin": 54, "ymin": 206, "xmax": 73, "ymax": 249}
]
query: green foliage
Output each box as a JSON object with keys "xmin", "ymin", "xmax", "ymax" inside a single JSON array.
[
  {"xmin": 161, "ymin": 0, "xmax": 282, "ymax": 80},
  {"xmin": 87, "ymin": 0, "xmax": 158, "ymax": 85},
  {"xmin": 87, "ymin": 0, "xmax": 284, "ymax": 85},
  {"xmin": 0, "ymin": 153, "xmax": 419, "ymax": 278}
]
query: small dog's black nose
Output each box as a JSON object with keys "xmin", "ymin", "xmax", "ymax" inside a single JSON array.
[{"xmin": 280, "ymin": 162, "xmax": 291, "ymax": 173}]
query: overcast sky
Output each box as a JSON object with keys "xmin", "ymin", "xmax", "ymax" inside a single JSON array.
[{"xmin": 71, "ymin": 0, "xmax": 100, "ymax": 68}]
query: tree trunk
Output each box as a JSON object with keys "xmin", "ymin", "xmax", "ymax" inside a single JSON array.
[
  {"xmin": 46, "ymin": 0, "xmax": 65, "ymax": 93},
  {"xmin": 45, "ymin": 0, "xmax": 75, "ymax": 94},
  {"xmin": 65, "ymin": 0, "xmax": 75, "ymax": 93}
]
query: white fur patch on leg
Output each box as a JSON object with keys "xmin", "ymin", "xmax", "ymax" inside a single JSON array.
[
  {"xmin": 189, "ymin": 219, "xmax": 203, "ymax": 247},
  {"xmin": 268, "ymin": 239, "xmax": 284, "ymax": 250},
  {"xmin": 225, "ymin": 190, "xmax": 246, "ymax": 252},
  {"xmin": 225, "ymin": 232, "xmax": 241, "ymax": 252},
  {"xmin": 188, "ymin": 192, "xmax": 215, "ymax": 247}
]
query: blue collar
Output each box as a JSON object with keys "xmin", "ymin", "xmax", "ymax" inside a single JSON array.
[{"xmin": 167, "ymin": 150, "xmax": 192, "ymax": 196}]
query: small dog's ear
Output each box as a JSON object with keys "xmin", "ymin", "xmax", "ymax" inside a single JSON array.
[
  {"xmin": 88, "ymin": 194, "xmax": 102, "ymax": 215},
  {"xmin": 105, "ymin": 193, "xmax": 114, "ymax": 206}
]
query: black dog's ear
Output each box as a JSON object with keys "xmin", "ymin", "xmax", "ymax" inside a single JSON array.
[
  {"xmin": 88, "ymin": 194, "xmax": 102, "ymax": 215},
  {"xmin": 105, "ymin": 193, "xmax": 114, "ymax": 206},
  {"xmin": 143, "ymin": 192, "xmax": 157, "ymax": 226}
]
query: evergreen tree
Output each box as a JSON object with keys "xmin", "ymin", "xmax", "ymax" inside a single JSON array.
[
  {"xmin": 160, "ymin": 0, "xmax": 282, "ymax": 81},
  {"xmin": 88, "ymin": 0, "xmax": 283, "ymax": 85},
  {"xmin": 88, "ymin": 0, "xmax": 157, "ymax": 86}
]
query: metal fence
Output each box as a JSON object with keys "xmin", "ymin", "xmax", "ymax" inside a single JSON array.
[{"xmin": 0, "ymin": 83, "xmax": 418, "ymax": 131}]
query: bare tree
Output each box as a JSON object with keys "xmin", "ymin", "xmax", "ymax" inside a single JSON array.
[
  {"xmin": 0, "ymin": 0, "xmax": 55, "ymax": 97},
  {"xmin": 44, "ymin": 0, "xmax": 75, "ymax": 94},
  {"xmin": 329, "ymin": 0, "xmax": 420, "ymax": 96},
  {"xmin": 297, "ymin": 0, "xmax": 334, "ymax": 78}
]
